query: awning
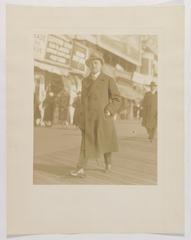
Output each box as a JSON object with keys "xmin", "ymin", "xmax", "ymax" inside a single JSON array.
[
  {"xmin": 117, "ymin": 84, "xmax": 143, "ymax": 100},
  {"xmin": 97, "ymin": 35, "xmax": 141, "ymax": 66},
  {"xmin": 34, "ymin": 60, "xmax": 69, "ymax": 76},
  {"xmin": 132, "ymin": 71, "xmax": 153, "ymax": 85}
]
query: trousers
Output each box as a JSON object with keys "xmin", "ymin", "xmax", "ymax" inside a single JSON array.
[
  {"xmin": 77, "ymin": 132, "xmax": 112, "ymax": 169},
  {"xmin": 77, "ymin": 152, "xmax": 112, "ymax": 169},
  {"xmin": 146, "ymin": 127, "xmax": 156, "ymax": 140}
]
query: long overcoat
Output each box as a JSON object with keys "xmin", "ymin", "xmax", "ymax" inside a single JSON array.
[
  {"xmin": 73, "ymin": 96, "xmax": 81, "ymax": 126},
  {"xmin": 142, "ymin": 91, "xmax": 157, "ymax": 129},
  {"xmin": 79, "ymin": 72, "xmax": 121, "ymax": 159}
]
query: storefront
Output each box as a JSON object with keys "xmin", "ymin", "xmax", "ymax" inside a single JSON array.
[
  {"xmin": 34, "ymin": 34, "xmax": 153, "ymax": 124},
  {"xmin": 34, "ymin": 34, "xmax": 88, "ymax": 126}
]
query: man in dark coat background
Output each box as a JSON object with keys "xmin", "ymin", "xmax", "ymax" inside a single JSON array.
[
  {"xmin": 71, "ymin": 51, "xmax": 121, "ymax": 177},
  {"xmin": 142, "ymin": 81, "xmax": 157, "ymax": 142}
]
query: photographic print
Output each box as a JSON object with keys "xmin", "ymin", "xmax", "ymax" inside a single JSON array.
[
  {"xmin": 7, "ymin": 5, "xmax": 185, "ymax": 235},
  {"xmin": 33, "ymin": 34, "xmax": 158, "ymax": 185}
]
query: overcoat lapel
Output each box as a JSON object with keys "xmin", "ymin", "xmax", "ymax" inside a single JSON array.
[{"xmin": 86, "ymin": 73, "xmax": 104, "ymax": 97}]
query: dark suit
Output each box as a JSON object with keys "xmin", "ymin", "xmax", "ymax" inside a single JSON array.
[{"xmin": 142, "ymin": 91, "xmax": 157, "ymax": 140}]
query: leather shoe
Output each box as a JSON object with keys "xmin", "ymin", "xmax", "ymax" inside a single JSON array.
[
  {"xmin": 70, "ymin": 168, "xmax": 86, "ymax": 177},
  {"xmin": 104, "ymin": 163, "xmax": 112, "ymax": 172}
]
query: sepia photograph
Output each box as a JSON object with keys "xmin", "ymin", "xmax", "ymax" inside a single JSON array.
[
  {"xmin": 6, "ymin": 4, "xmax": 185, "ymax": 236},
  {"xmin": 33, "ymin": 34, "xmax": 158, "ymax": 185}
]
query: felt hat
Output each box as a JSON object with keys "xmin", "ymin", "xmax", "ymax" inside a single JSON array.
[
  {"xmin": 86, "ymin": 51, "xmax": 104, "ymax": 67},
  {"xmin": 149, "ymin": 81, "xmax": 157, "ymax": 87}
]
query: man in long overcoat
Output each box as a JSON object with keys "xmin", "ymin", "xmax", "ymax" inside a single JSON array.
[
  {"xmin": 71, "ymin": 52, "xmax": 121, "ymax": 177},
  {"xmin": 142, "ymin": 81, "xmax": 157, "ymax": 142},
  {"xmin": 72, "ymin": 91, "xmax": 82, "ymax": 127}
]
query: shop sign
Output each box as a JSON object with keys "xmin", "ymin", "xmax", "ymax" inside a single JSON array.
[
  {"xmin": 45, "ymin": 35, "xmax": 73, "ymax": 66},
  {"xmin": 34, "ymin": 35, "xmax": 88, "ymax": 73},
  {"xmin": 71, "ymin": 42, "xmax": 87, "ymax": 72}
]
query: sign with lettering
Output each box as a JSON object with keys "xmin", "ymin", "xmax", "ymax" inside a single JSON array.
[
  {"xmin": 45, "ymin": 35, "xmax": 73, "ymax": 66},
  {"xmin": 71, "ymin": 42, "xmax": 87, "ymax": 72},
  {"xmin": 34, "ymin": 35, "xmax": 88, "ymax": 73}
]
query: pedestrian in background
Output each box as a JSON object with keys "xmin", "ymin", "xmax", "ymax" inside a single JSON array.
[
  {"xmin": 58, "ymin": 88, "xmax": 69, "ymax": 126},
  {"xmin": 68, "ymin": 88, "xmax": 76, "ymax": 127},
  {"xmin": 43, "ymin": 91, "xmax": 55, "ymax": 127},
  {"xmin": 71, "ymin": 52, "xmax": 121, "ymax": 177},
  {"xmin": 72, "ymin": 91, "xmax": 82, "ymax": 128},
  {"xmin": 142, "ymin": 81, "xmax": 157, "ymax": 142},
  {"xmin": 34, "ymin": 94, "xmax": 41, "ymax": 126}
]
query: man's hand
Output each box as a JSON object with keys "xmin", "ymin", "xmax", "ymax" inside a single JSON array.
[
  {"xmin": 105, "ymin": 110, "xmax": 111, "ymax": 117},
  {"xmin": 104, "ymin": 109, "xmax": 112, "ymax": 119}
]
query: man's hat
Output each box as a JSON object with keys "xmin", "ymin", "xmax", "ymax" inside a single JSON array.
[
  {"xmin": 149, "ymin": 81, "xmax": 157, "ymax": 87},
  {"xmin": 85, "ymin": 51, "xmax": 104, "ymax": 67}
]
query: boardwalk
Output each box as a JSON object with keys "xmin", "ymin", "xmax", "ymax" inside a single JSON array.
[{"xmin": 33, "ymin": 120, "xmax": 157, "ymax": 185}]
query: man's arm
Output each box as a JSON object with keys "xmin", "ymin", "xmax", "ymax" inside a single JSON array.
[
  {"xmin": 104, "ymin": 77, "xmax": 121, "ymax": 116},
  {"xmin": 78, "ymin": 79, "xmax": 86, "ymax": 130}
]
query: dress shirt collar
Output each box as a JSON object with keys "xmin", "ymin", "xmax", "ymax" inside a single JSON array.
[{"xmin": 91, "ymin": 71, "xmax": 101, "ymax": 80}]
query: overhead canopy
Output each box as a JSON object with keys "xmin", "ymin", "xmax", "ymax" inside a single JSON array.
[
  {"xmin": 97, "ymin": 35, "xmax": 142, "ymax": 66},
  {"xmin": 75, "ymin": 35, "xmax": 142, "ymax": 66},
  {"xmin": 34, "ymin": 60, "xmax": 69, "ymax": 76},
  {"xmin": 117, "ymin": 84, "xmax": 143, "ymax": 100}
]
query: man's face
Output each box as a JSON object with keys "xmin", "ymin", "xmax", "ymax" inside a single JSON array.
[{"xmin": 89, "ymin": 59, "xmax": 102, "ymax": 74}]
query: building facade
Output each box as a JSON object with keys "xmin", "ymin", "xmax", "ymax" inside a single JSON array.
[{"xmin": 34, "ymin": 34, "xmax": 158, "ymax": 125}]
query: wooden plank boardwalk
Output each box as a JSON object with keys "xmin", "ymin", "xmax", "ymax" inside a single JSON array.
[{"xmin": 33, "ymin": 120, "xmax": 157, "ymax": 185}]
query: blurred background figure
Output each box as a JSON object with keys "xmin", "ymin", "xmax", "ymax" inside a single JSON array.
[
  {"xmin": 57, "ymin": 88, "xmax": 70, "ymax": 127},
  {"xmin": 43, "ymin": 91, "xmax": 55, "ymax": 127},
  {"xmin": 72, "ymin": 91, "xmax": 82, "ymax": 128},
  {"xmin": 68, "ymin": 85, "xmax": 77, "ymax": 127},
  {"xmin": 136, "ymin": 102, "xmax": 141, "ymax": 119},
  {"xmin": 35, "ymin": 74, "xmax": 46, "ymax": 127},
  {"xmin": 34, "ymin": 93, "xmax": 41, "ymax": 126},
  {"xmin": 142, "ymin": 81, "xmax": 157, "ymax": 142},
  {"xmin": 133, "ymin": 99, "xmax": 142, "ymax": 119}
]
